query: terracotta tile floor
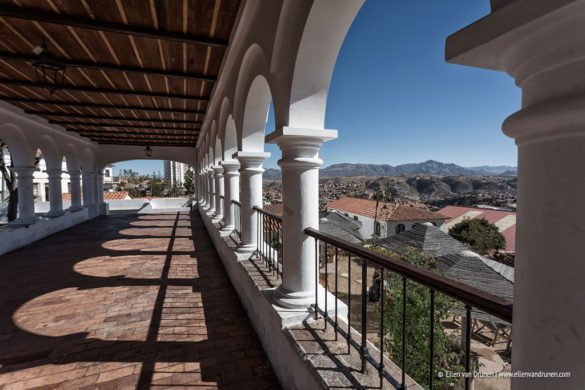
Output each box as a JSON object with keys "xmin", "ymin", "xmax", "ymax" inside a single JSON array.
[{"xmin": 0, "ymin": 212, "xmax": 280, "ymax": 389}]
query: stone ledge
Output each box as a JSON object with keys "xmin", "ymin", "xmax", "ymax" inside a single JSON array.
[{"xmin": 0, "ymin": 208, "xmax": 92, "ymax": 256}]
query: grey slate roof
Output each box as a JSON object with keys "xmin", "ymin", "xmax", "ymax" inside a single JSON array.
[
  {"xmin": 374, "ymin": 223, "xmax": 514, "ymax": 323},
  {"xmin": 318, "ymin": 211, "xmax": 363, "ymax": 244}
]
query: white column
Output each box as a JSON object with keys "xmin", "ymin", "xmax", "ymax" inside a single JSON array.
[
  {"xmin": 69, "ymin": 170, "xmax": 82, "ymax": 211},
  {"xmin": 69, "ymin": 169, "xmax": 83, "ymax": 211},
  {"xmin": 220, "ymin": 160, "xmax": 240, "ymax": 232},
  {"xmin": 267, "ymin": 127, "xmax": 337, "ymax": 308},
  {"xmin": 82, "ymin": 172, "xmax": 96, "ymax": 207},
  {"xmin": 213, "ymin": 165, "xmax": 224, "ymax": 220},
  {"xmin": 207, "ymin": 169, "xmax": 216, "ymax": 214},
  {"xmin": 446, "ymin": 5, "xmax": 585, "ymax": 388},
  {"xmin": 235, "ymin": 151, "xmax": 270, "ymax": 253},
  {"xmin": 9, "ymin": 166, "xmax": 37, "ymax": 225},
  {"xmin": 97, "ymin": 172, "xmax": 105, "ymax": 205},
  {"xmin": 199, "ymin": 171, "xmax": 207, "ymax": 208},
  {"xmin": 46, "ymin": 168, "xmax": 64, "ymax": 217}
]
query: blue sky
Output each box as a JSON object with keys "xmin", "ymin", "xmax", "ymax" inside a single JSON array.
[{"xmin": 116, "ymin": 0, "xmax": 520, "ymax": 175}]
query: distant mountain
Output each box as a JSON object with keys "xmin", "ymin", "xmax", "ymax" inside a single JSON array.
[
  {"xmin": 262, "ymin": 160, "xmax": 517, "ymax": 180},
  {"xmin": 468, "ymin": 165, "xmax": 517, "ymax": 175},
  {"xmin": 263, "ymin": 168, "xmax": 282, "ymax": 180}
]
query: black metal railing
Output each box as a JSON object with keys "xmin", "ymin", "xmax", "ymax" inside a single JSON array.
[
  {"xmin": 305, "ymin": 227, "xmax": 513, "ymax": 390},
  {"xmin": 254, "ymin": 206, "xmax": 283, "ymax": 278},
  {"xmin": 232, "ymin": 200, "xmax": 241, "ymax": 239},
  {"xmin": 219, "ymin": 195, "xmax": 225, "ymax": 224}
]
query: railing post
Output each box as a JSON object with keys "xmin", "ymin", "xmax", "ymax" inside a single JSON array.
[
  {"xmin": 234, "ymin": 151, "xmax": 270, "ymax": 253},
  {"xmin": 220, "ymin": 160, "xmax": 240, "ymax": 232},
  {"xmin": 213, "ymin": 165, "xmax": 224, "ymax": 221},
  {"xmin": 267, "ymin": 127, "xmax": 337, "ymax": 309},
  {"xmin": 199, "ymin": 169, "xmax": 208, "ymax": 209},
  {"xmin": 207, "ymin": 168, "xmax": 215, "ymax": 214}
]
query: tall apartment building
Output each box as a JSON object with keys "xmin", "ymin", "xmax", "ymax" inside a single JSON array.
[{"xmin": 163, "ymin": 161, "xmax": 190, "ymax": 187}]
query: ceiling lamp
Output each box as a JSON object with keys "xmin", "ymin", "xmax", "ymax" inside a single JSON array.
[
  {"xmin": 145, "ymin": 145, "xmax": 152, "ymax": 157},
  {"xmin": 32, "ymin": 42, "xmax": 65, "ymax": 94}
]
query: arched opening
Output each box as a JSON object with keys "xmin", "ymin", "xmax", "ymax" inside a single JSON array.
[{"xmin": 242, "ymin": 75, "xmax": 273, "ymax": 153}]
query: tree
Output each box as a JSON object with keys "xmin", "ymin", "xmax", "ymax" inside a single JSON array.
[
  {"xmin": 373, "ymin": 248, "xmax": 465, "ymax": 389},
  {"xmin": 183, "ymin": 169, "xmax": 195, "ymax": 196},
  {"xmin": 448, "ymin": 217, "xmax": 506, "ymax": 255}
]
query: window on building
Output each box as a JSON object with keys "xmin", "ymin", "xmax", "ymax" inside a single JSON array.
[
  {"xmin": 104, "ymin": 169, "xmax": 111, "ymax": 178},
  {"xmin": 353, "ymin": 216, "xmax": 358, "ymax": 221},
  {"xmin": 396, "ymin": 224, "xmax": 405, "ymax": 234}
]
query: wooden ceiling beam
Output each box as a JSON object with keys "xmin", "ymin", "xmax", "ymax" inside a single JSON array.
[
  {"xmin": 96, "ymin": 141, "xmax": 195, "ymax": 147},
  {"xmin": 0, "ymin": 51, "xmax": 216, "ymax": 83},
  {"xmin": 0, "ymin": 4, "xmax": 228, "ymax": 48},
  {"xmin": 53, "ymin": 121, "xmax": 198, "ymax": 130},
  {"xmin": 27, "ymin": 111, "xmax": 202, "ymax": 124},
  {"xmin": 72, "ymin": 130, "xmax": 199, "ymax": 136},
  {"xmin": 90, "ymin": 137, "xmax": 196, "ymax": 142},
  {"xmin": 0, "ymin": 97, "xmax": 204, "ymax": 115},
  {"xmin": 0, "ymin": 78, "xmax": 207, "ymax": 101}
]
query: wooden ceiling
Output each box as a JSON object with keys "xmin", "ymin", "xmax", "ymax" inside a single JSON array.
[{"xmin": 0, "ymin": 0, "xmax": 241, "ymax": 147}]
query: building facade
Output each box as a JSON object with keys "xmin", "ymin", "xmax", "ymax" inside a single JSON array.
[
  {"xmin": 326, "ymin": 196, "xmax": 448, "ymax": 239},
  {"xmin": 163, "ymin": 160, "xmax": 190, "ymax": 187}
]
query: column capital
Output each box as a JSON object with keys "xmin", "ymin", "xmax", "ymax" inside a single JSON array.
[
  {"xmin": 221, "ymin": 159, "xmax": 240, "ymax": 175},
  {"xmin": 234, "ymin": 151, "xmax": 270, "ymax": 172},
  {"xmin": 10, "ymin": 166, "xmax": 36, "ymax": 177},
  {"xmin": 45, "ymin": 168, "xmax": 63, "ymax": 177},
  {"xmin": 212, "ymin": 165, "xmax": 224, "ymax": 175},
  {"xmin": 266, "ymin": 127, "xmax": 337, "ymax": 170}
]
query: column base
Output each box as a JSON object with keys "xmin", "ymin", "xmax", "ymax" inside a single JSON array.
[
  {"xmin": 220, "ymin": 224, "xmax": 235, "ymax": 232},
  {"xmin": 273, "ymin": 286, "xmax": 315, "ymax": 310},
  {"xmin": 68, "ymin": 206, "xmax": 83, "ymax": 212},
  {"xmin": 45, "ymin": 210, "xmax": 65, "ymax": 218},
  {"xmin": 9, "ymin": 216, "xmax": 38, "ymax": 226},
  {"xmin": 212, "ymin": 214, "xmax": 223, "ymax": 223},
  {"xmin": 236, "ymin": 243, "xmax": 256, "ymax": 253}
]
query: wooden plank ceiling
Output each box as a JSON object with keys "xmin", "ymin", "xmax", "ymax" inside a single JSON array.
[{"xmin": 0, "ymin": 0, "xmax": 240, "ymax": 147}]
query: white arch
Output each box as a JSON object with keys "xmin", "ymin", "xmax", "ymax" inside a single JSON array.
[
  {"xmin": 63, "ymin": 143, "xmax": 81, "ymax": 171},
  {"xmin": 241, "ymin": 75, "xmax": 273, "ymax": 152},
  {"xmin": 36, "ymin": 135, "xmax": 61, "ymax": 170},
  {"xmin": 288, "ymin": 0, "xmax": 364, "ymax": 129},
  {"xmin": 0, "ymin": 123, "xmax": 34, "ymax": 167},
  {"xmin": 223, "ymin": 115, "xmax": 238, "ymax": 159}
]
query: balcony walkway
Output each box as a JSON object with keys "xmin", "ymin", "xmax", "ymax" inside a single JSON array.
[{"xmin": 0, "ymin": 211, "xmax": 279, "ymax": 389}]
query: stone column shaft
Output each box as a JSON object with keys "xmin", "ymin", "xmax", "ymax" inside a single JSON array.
[
  {"xmin": 46, "ymin": 168, "xmax": 64, "ymax": 217},
  {"xmin": 235, "ymin": 152, "xmax": 270, "ymax": 253},
  {"xmin": 207, "ymin": 170, "xmax": 216, "ymax": 213},
  {"xmin": 10, "ymin": 166, "xmax": 37, "ymax": 225},
  {"xmin": 213, "ymin": 165, "xmax": 224, "ymax": 220},
  {"xmin": 267, "ymin": 127, "xmax": 337, "ymax": 309},
  {"xmin": 69, "ymin": 170, "xmax": 83, "ymax": 211},
  {"xmin": 220, "ymin": 160, "xmax": 240, "ymax": 232}
]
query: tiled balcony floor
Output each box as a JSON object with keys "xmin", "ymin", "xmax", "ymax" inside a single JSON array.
[{"xmin": 0, "ymin": 212, "xmax": 279, "ymax": 389}]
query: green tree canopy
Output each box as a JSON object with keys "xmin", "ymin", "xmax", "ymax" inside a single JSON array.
[
  {"xmin": 448, "ymin": 217, "xmax": 506, "ymax": 255},
  {"xmin": 184, "ymin": 169, "xmax": 194, "ymax": 196},
  {"xmin": 373, "ymin": 248, "xmax": 465, "ymax": 389}
]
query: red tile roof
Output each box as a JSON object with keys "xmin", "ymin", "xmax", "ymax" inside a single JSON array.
[
  {"xmin": 326, "ymin": 197, "xmax": 447, "ymax": 222},
  {"xmin": 61, "ymin": 191, "xmax": 131, "ymax": 201},
  {"xmin": 438, "ymin": 205, "xmax": 516, "ymax": 252}
]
